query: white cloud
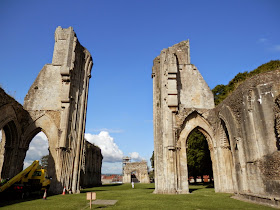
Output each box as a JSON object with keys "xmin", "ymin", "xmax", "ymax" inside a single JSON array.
[
  {"xmin": 24, "ymin": 132, "xmax": 49, "ymax": 169},
  {"xmin": 21, "ymin": 130, "xmax": 146, "ymax": 174},
  {"xmin": 85, "ymin": 131, "xmax": 124, "ymax": 162},
  {"xmin": 129, "ymin": 152, "xmax": 145, "ymax": 162}
]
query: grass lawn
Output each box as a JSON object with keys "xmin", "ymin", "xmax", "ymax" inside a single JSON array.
[{"xmin": 0, "ymin": 183, "xmax": 275, "ymax": 209}]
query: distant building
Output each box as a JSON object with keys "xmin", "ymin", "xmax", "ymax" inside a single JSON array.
[{"xmin": 101, "ymin": 174, "xmax": 123, "ymax": 184}]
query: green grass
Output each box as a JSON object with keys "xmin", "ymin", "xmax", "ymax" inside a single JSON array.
[{"xmin": 0, "ymin": 183, "xmax": 275, "ymax": 209}]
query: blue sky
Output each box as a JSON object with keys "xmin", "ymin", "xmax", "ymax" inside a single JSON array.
[{"xmin": 0, "ymin": 0, "xmax": 279, "ymax": 173}]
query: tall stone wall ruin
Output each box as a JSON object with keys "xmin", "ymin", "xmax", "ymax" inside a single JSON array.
[
  {"xmin": 0, "ymin": 87, "xmax": 31, "ymax": 179},
  {"xmin": 152, "ymin": 40, "xmax": 215, "ymax": 194},
  {"xmin": 0, "ymin": 27, "xmax": 102, "ymax": 194},
  {"xmin": 152, "ymin": 40, "xmax": 280, "ymax": 207},
  {"xmin": 80, "ymin": 141, "xmax": 103, "ymax": 187}
]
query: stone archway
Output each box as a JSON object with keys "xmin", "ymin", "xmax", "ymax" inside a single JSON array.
[
  {"xmin": 0, "ymin": 120, "xmax": 20, "ymax": 179},
  {"xmin": 130, "ymin": 170, "xmax": 140, "ymax": 183},
  {"xmin": 218, "ymin": 105, "xmax": 247, "ymax": 193},
  {"xmin": 0, "ymin": 104, "xmax": 23, "ymax": 179},
  {"xmin": 22, "ymin": 114, "xmax": 60, "ymax": 192},
  {"xmin": 176, "ymin": 112, "xmax": 217, "ymax": 194}
]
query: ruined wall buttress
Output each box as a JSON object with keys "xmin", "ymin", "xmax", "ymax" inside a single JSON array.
[
  {"xmin": 211, "ymin": 70, "xmax": 280, "ymax": 205},
  {"xmin": 152, "ymin": 40, "xmax": 214, "ymax": 194},
  {"xmin": 80, "ymin": 141, "xmax": 102, "ymax": 187},
  {"xmin": 23, "ymin": 27, "xmax": 94, "ymax": 193},
  {"xmin": 0, "ymin": 88, "xmax": 31, "ymax": 179},
  {"xmin": 153, "ymin": 39, "xmax": 280, "ymax": 207}
]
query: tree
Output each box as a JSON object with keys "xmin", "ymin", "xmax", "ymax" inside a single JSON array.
[
  {"xmin": 212, "ymin": 60, "xmax": 280, "ymax": 105},
  {"xmin": 150, "ymin": 151, "xmax": 154, "ymax": 169},
  {"xmin": 212, "ymin": 84, "xmax": 228, "ymax": 105},
  {"xmin": 149, "ymin": 151, "xmax": 155, "ymax": 181},
  {"xmin": 187, "ymin": 128, "xmax": 213, "ymax": 183},
  {"xmin": 40, "ymin": 155, "xmax": 49, "ymax": 169}
]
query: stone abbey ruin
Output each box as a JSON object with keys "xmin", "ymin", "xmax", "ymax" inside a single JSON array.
[
  {"xmin": 0, "ymin": 26, "xmax": 279, "ymax": 207},
  {"xmin": 152, "ymin": 40, "xmax": 280, "ymax": 207},
  {"xmin": 0, "ymin": 27, "xmax": 102, "ymax": 193}
]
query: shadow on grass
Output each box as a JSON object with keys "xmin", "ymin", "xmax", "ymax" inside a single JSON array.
[
  {"xmin": 206, "ymin": 183, "xmax": 214, "ymax": 188},
  {"xmin": 189, "ymin": 182, "xmax": 214, "ymax": 187},
  {"xmin": 82, "ymin": 189, "xmax": 107, "ymax": 193},
  {"xmin": 189, "ymin": 182, "xmax": 214, "ymax": 193},
  {"xmin": 189, "ymin": 188, "xmax": 199, "ymax": 193},
  {"xmin": 100, "ymin": 184, "xmax": 123, "ymax": 187},
  {"xmin": 0, "ymin": 192, "xmax": 55, "ymax": 207},
  {"xmin": 81, "ymin": 184, "xmax": 123, "ymax": 193}
]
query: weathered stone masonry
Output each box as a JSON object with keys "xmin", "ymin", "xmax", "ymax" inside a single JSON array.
[
  {"xmin": 80, "ymin": 141, "xmax": 102, "ymax": 187},
  {"xmin": 123, "ymin": 161, "xmax": 149, "ymax": 183},
  {"xmin": 0, "ymin": 27, "xmax": 102, "ymax": 194},
  {"xmin": 152, "ymin": 40, "xmax": 215, "ymax": 194},
  {"xmin": 153, "ymin": 40, "xmax": 280, "ymax": 207}
]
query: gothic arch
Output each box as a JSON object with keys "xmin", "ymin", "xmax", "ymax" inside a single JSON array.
[
  {"xmin": 21, "ymin": 114, "xmax": 60, "ymax": 191},
  {"xmin": 0, "ymin": 104, "xmax": 22, "ymax": 179},
  {"xmin": 218, "ymin": 105, "xmax": 240, "ymax": 143},
  {"xmin": 23, "ymin": 114, "xmax": 59, "ymax": 150},
  {"xmin": 176, "ymin": 112, "xmax": 217, "ymax": 194},
  {"xmin": 178, "ymin": 112, "xmax": 215, "ymax": 150},
  {"xmin": 218, "ymin": 105, "xmax": 247, "ymax": 193},
  {"xmin": 0, "ymin": 104, "xmax": 20, "ymax": 132}
]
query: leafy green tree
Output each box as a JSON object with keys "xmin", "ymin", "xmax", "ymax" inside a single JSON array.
[
  {"xmin": 212, "ymin": 60, "xmax": 280, "ymax": 105},
  {"xmin": 212, "ymin": 84, "xmax": 228, "ymax": 105},
  {"xmin": 150, "ymin": 151, "xmax": 154, "ymax": 169},
  {"xmin": 149, "ymin": 151, "xmax": 155, "ymax": 180},
  {"xmin": 187, "ymin": 128, "xmax": 213, "ymax": 183},
  {"xmin": 148, "ymin": 170, "xmax": 154, "ymax": 181},
  {"xmin": 40, "ymin": 155, "xmax": 49, "ymax": 169}
]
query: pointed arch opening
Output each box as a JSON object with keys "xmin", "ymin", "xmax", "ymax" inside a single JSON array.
[
  {"xmin": 177, "ymin": 112, "xmax": 217, "ymax": 194},
  {"xmin": 21, "ymin": 115, "xmax": 60, "ymax": 192},
  {"xmin": 186, "ymin": 127, "xmax": 213, "ymax": 185},
  {"xmin": 23, "ymin": 131, "xmax": 49, "ymax": 170},
  {"xmin": 217, "ymin": 117, "xmax": 235, "ymax": 193},
  {"xmin": 0, "ymin": 120, "xmax": 20, "ymax": 179},
  {"xmin": 131, "ymin": 171, "xmax": 139, "ymax": 183}
]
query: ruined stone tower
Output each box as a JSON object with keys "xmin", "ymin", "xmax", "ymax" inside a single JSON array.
[
  {"xmin": 0, "ymin": 27, "xmax": 102, "ymax": 194},
  {"xmin": 23, "ymin": 27, "xmax": 93, "ymax": 193},
  {"xmin": 152, "ymin": 40, "xmax": 214, "ymax": 194},
  {"xmin": 152, "ymin": 40, "xmax": 280, "ymax": 207}
]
